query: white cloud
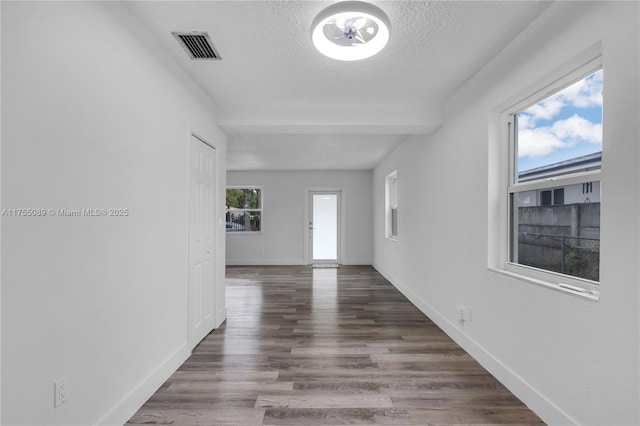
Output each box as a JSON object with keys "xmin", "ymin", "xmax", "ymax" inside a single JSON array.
[
  {"xmin": 518, "ymin": 114, "xmax": 602, "ymax": 158},
  {"xmin": 561, "ymin": 70, "xmax": 603, "ymax": 109},
  {"xmin": 523, "ymin": 95, "xmax": 564, "ymax": 122},
  {"xmin": 520, "ymin": 69, "xmax": 603, "ymax": 125},
  {"xmin": 518, "ymin": 127, "xmax": 568, "ymax": 158},
  {"xmin": 551, "ymin": 114, "xmax": 602, "ymax": 144}
]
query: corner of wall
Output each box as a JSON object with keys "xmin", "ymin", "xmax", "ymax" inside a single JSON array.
[
  {"xmin": 95, "ymin": 343, "xmax": 190, "ymax": 426},
  {"xmin": 371, "ymin": 264, "xmax": 576, "ymax": 425}
]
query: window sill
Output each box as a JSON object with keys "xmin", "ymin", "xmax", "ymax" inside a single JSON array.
[
  {"xmin": 488, "ymin": 266, "xmax": 600, "ymax": 301},
  {"xmin": 226, "ymin": 232, "xmax": 263, "ymax": 235}
]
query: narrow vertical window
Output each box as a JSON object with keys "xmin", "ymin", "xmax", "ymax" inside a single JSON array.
[{"xmin": 386, "ymin": 171, "xmax": 398, "ymax": 239}]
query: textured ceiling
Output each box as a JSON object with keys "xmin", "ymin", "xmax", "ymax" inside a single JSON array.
[{"xmin": 127, "ymin": 1, "xmax": 552, "ymax": 170}]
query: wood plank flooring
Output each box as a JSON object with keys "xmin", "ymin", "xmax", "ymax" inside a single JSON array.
[{"xmin": 127, "ymin": 266, "xmax": 544, "ymax": 426}]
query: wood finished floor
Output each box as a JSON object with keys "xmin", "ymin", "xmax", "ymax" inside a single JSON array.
[{"xmin": 127, "ymin": 266, "xmax": 545, "ymax": 426}]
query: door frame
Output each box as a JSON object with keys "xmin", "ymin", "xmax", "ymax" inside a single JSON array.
[
  {"xmin": 188, "ymin": 133, "xmax": 217, "ymax": 350},
  {"xmin": 304, "ymin": 187, "xmax": 344, "ymax": 265}
]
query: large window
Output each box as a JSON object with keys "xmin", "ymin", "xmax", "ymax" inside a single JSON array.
[
  {"xmin": 508, "ymin": 67, "xmax": 602, "ymax": 284},
  {"xmin": 386, "ymin": 171, "xmax": 398, "ymax": 239},
  {"xmin": 226, "ymin": 187, "xmax": 262, "ymax": 233}
]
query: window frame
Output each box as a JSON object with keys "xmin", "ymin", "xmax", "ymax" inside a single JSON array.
[
  {"xmin": 385, "ymin": 171, "xmax": 398, "ymax": 240},
  {"xmin": 225, "ymin": 186, "xmax": 263, "ymax": 234},
  {"xmin": 489, "ymin": 53, "xmax": 603, "ymax": 301}
]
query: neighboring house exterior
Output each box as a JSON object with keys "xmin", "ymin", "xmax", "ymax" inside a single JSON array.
[
  {"xmin": 516, "ymin": 151, "xmax": 601, "ymax": 207},
  {"xmin": 514, "ymin": 152, "xmax": 601, "ymax": 281}
]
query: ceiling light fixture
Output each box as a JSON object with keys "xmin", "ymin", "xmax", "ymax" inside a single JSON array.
[{"xmin": 311, "ymin": 1, "xmax": 391, "ymax": 61}]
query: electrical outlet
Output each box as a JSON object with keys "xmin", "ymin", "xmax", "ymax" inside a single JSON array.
[
  {"xmin": 54, "ymin": 377, "xmax": 68, "ymax": 408},
  {"xmin": 457, "ymin": 305, "xmax": 471, "ymax": 322}
]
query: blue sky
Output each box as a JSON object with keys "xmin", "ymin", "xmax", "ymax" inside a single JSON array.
[{"xmin": 517, "ymin": 69, "xmax": 603, "ymax": 172}]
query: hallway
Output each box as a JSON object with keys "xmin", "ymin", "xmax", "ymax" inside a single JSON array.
[{"xmin": 127, "ymin": 266, "xmax": 544, "ymax": 425}]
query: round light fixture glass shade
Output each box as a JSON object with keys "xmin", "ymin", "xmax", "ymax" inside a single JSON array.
[{"xmin": 311, "ymin": 1, "xmax": 390, "ymax": 61}]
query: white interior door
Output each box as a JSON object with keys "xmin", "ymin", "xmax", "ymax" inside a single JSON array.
[
  {"xmin": 310, "ymin": 191, "xmax": 341, "ymax": 264},
  {"xmin": 188, "ymin": 135, "xmax": 216, "ymax": 349}
]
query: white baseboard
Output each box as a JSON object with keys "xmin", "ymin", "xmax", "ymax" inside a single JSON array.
[
  {"xmin": 372, "ymin": 263, "xmax": 575, "ymax": 426},
  {"xmin": 226, "ymin": 260, "xmax": 373, "ymax": 266},
  {"xmin": 226, "ymin": 259, "xmax": 306, "ymax": 266},
  {"xmin": 341, "ymin": 259, "xmax": 373, "ymax": 265},
  {"xmin": 95, "ymin": 343, "xmax": 190, "ymax": 426}
]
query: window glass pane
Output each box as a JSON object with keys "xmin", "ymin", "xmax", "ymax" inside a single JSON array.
[
  {"xmin": 391, "ymin": 208, "xmax": 398, "ymax": 237},
  {"xmin": 226, "ymin": 211, "xmax": 261, "ymax": 232},
  {"xmin": 553, "ymin": 188, "xmax": 564, "ymax": 205},
  {"xmin": 510, "ymin": 68, "xmax": 602, "ymax": 283},
  {"xmin": 243, "ymin": 188, "xmax": 261, "ymax": 209},
  {"xmin": 511, "ymin": 182, "xmax": 600, "ymax": 281},
  {"xmin": 226, "ymin": 188, "xmax": 261, "ymax": 209},
  {"xmin": 226, "ymin": 187, "xmax": 262, "ymax": 233},
  {"xmin": 390, "ymin": 177, "xmax": 398, "ymax": 208},
  {"xmin": 515, "ymin": 70, "xmax": 602, "ymax": 183},
  {"xmin": 386, "ymin": 172, "xmax": 398, "ymax": 239},
  {"xmin": 226, "ymin": 188, "xmax": 245, "ymax": 209},
  {"xmin": 312, "ymin": 194, "xmax": 338, "ymax": 260}
]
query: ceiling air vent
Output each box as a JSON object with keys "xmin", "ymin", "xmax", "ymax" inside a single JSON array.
[{"xmin": 172, "ymin": 32, "xmax": 221, "ymax": 60}]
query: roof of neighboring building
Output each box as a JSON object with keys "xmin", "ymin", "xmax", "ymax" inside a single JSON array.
[{"xmin": 518, "ymin": 151, "xmax": 602, "ymax": 182}]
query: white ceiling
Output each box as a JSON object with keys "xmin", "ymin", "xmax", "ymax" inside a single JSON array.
[{"xmin": 127, "ymin": 1, "xmax": 552, "ymax": 170}]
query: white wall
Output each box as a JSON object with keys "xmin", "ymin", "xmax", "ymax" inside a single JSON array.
[
  {"xmin": 227, "ymin": 170, "xmax": 373, "ymax": 265},
  {"xmin": 1, "ymin": 2, "xmax": 227, "ymax": 425},
  {"xmin": 373, "ymin": 2, "xmax": 639, "ymax": 425}
]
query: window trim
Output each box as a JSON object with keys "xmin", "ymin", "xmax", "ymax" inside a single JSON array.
[
  {"xmin": 488, "ymin": 48, "xmax": 603, "ymax": 301},
  {"xmin": 225, "ymin": 186, "xmax": 263, "ymax": 234}
]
